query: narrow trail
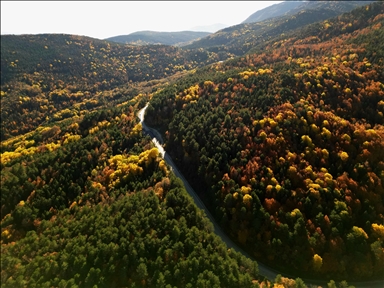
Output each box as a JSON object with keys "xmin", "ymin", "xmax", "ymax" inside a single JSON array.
[{"xmin": 138, "ymin": 104, "xmax": 384, "ymax": 288}]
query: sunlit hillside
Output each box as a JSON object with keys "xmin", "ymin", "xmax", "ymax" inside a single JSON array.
[{"xmin": 1, "ymin": 1, "xmax": 383, "ymax": 287}]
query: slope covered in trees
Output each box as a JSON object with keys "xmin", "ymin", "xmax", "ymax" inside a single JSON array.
[
  {"xmin": 145, "ymin": 2, "xmax": 384, "ymax": 281},
  {"xmin": 242, "ymin": 1, "xmax": 372, "ymax": 24},
  {"xmin": 186, "ymin": 1, "xmax": 373, "ymax": 57},
  {"xmin": 0, "ymin": 34, "xmax": 225, "ymax": 141},
  {"xmin": 1, "ymin": 1, "xmax": 383, "ymax": 287},
  {"xmin": 1, "ymin": 94, "xmax": 264, "ymax": 287},
  {"xmin": 106, "ymin": 31, "xmax": 211, "ymax": 46}
]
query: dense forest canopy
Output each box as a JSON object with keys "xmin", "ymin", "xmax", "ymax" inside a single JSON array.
[
  {"xmin": 1, "ymin": 93, "xmax": 264, "ymax": 287},
  {"xmin": 145, "ymin": 2, "xmax": 384, "ymax": 281},
  {"xmin": 0, "ymin": 34, "xmax": 230, "ymax": 141},
  {"xmin": 1, "ymin": 1, "xmax": 383, "ymax": 287}
]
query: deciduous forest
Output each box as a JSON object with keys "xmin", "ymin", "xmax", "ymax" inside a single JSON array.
[
  {"xmin": 146, "ymin": 2, "xmax": 384, "ymax": 281},
  {"xmin": 1, "ymin": 1, "xmax": 383, "ymax": 287}
]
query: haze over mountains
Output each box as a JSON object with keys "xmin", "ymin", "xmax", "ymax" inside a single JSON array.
[
  {"xmin": 242, "ymin": 0, "xmax": 373, "ymax": 24},
  {"xmin": 105, "ymin": 1, "xmax": 373, "ymax": 48},
  {"xmin": 106, "ymin": 31, "xmax": 211, "ymax": 47},
  {"xmin": 188, "ymin": 23, "xmax": 228, "ymax": 33},
  {"xmin": 1, "ymin": 1, "xmax": 384, "ymax": 287}
]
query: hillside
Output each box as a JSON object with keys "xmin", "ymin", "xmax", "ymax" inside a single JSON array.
[
  {"xmin": 0, "ymin": 34, "xmax": 226, "ymax": 141},
  {"xmin": 106, "ymin": 31, "xmax": 211, "ymax": 46},
  {"xmin": 145, "ymin": 1, "xmax": 384, "ymax": 281},
  {"xmin": 1, "ymin": 1, "xmax": 383, "ymax": 287},
  {"xmin": 0, "ymin": 93, "xmax": 263, "ymax": 287},
  {"xmin": 186, "ymin": 1, "xmax": 373, "ymax": 56},
  {"xmin": 242, "ymin": 1, "xmax": 303, "ymax": 24},
  {"xmin": 242, "ymin": 1, "xmax": 372, "ymax": 24}
]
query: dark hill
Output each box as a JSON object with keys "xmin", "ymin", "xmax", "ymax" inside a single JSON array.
[
  {"xmin": 242, "ymin": 0, "xmax": 373, "ymax": 24},
  {"xmin": 106, "ymin": 31, "xmax": 211, "ymax": 46},
  {"xmin": 242, "ymin": 1, "xmax": 303, "ymax": 24}
]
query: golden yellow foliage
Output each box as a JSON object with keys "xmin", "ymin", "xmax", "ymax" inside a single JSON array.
[
  {"xmin": 107, "ymin": 148, "xmax": 159, "ymax": 187},
  {"xmin": 290, "ymin": 208, "xmax": 301, "ymax": 218},
  {"xmin": 89, "ymin": 126, "xmax": 99, "ymax": 134},
  {"xmin": 159, "ymin": 160, "xmax": 168, "ymax": 175},
  {"xmin": 1, "ymin": 229, "xmax": 11, "ymax": 240},
  {"xmin": 68, "ymin": 122, "xmax": 79, "ymax": 130},
  {"xmin": 339, "ymin": 151, "xmax": 349, "ymax": 161},
  {"xmin": 341, "ymin": 134, "xmax": 351, "ymax": 142},
  {"xmin": 309, "ymin": 188, "xmax": 321, "ymax": 199},
  {"xmin": 258, "ymin": 68, "xmax": 272, "ymax": 75},
  {"xmin": 177, "ymin": 84, "xmax": 200, "ymax": 103},
  {"xmin": 301, "ymin": 135, "xmax": 313, "ymax": 146},
  {"xmin": 308, "ymin": 183, "xmax": 321, "ymax": 190},
  {"xmin": 1, "ymin": 142, "xmax": 40, "ymax": 164},
  {"xmin": 313, "ymin": 254, "xmax": 323, "ymax": 271},
  {"xmin": 321, "ymin": 127, "xmax": 331, "ymax": 139},
  {"xmin": 63, "ymin": 134, "xmax": 81, "ymax": 144},
  {"xmin": 288, "ymin": 166, "xmax": 297, "ymax": 174},
  {"xmin": 243, "ymin": 194, "xmax": 252, "ymax": 205},
  {"xmin": 1, "ymin": 151, "xmax": 22, "ymax": 165},
  {"xmin": 45, "ymin": 142, "xmax": 61, "ymax": 152},
  {"xmin": 310, "ymin": 124, "xmax": 319, "ymax": 133},
  {"xmin": 98, "ymin": 120, "xmax": 110, "ymax": 128},
  {"xmin": 130, "ymin": 123, "xmax": 142, "ymax": 136},
  {"xmin": 241, "ymin": 186, "xmax": 251, "ymax": 194},
  {"xmin": 239, "ymin": 70, "xmax": 257, "ymax": 79},
  {"xmin": 204, "ymin": 80, "xmax": 214, "ymax": 87},
  {"xmin": 322, "ymin": 149, "xmax": 329, "ymax": 159},
  {"xmin": 371, "ymin": 223, "xmax": 384, "ymax": 240}
]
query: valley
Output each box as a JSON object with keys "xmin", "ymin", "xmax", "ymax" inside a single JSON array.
[{"xmin": 1, "ymin": 1, "xmax": 384, "ymax": 287}]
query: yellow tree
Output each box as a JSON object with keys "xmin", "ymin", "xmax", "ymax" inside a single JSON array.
[{"xmin": 313, "ymin": 254, "xmax": 323, "ymax": 271}]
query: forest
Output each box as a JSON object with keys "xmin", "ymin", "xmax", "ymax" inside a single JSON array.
[
  {"xmin": 1, "ymin": 1, "xmax": 383, "ymax": 287},
  {"xmin": 184, "ymin": 1, "xmax": 372, "ymax": 57},
  {"xmin": 145, "ymin": 2, "xmax": 384, "ymax": 281},
  {"xmin": 0, "ymin": 34, "xmax": 229, "ymax": 141},
  {"xmin": 1, "ymin": 94, "xmax": 265, "ymax": 287}
]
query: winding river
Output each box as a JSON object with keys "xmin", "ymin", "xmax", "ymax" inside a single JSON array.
[{"xmin": 138, "ymin": 103, "xmax": 384, "ymax": 288}]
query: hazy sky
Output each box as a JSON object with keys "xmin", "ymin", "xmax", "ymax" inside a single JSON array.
[{"xmin": 1, "ymin": 1, "xmax": 282, "ymax": 39}]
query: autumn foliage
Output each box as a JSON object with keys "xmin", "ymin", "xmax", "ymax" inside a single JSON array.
[{"xmin": 146, "ymin": 2, "xmax": 384, "ymax": 280}]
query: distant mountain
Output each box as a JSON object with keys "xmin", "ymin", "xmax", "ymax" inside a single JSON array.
[
  {"xmin": 242, "ymin": 1, "xmax": 303, "ymax": 24},
  {"xmin": 242, "ymin": 0, "xmax": 373, "ymax": 24},
  {"xmin": 105, "ymin": 31, "xmax": 211, "ymax": 46},
  {"xmin": 186, "ymin": 1, "xmax": 374, "ymax": 56},
  {"xmin": 189, "ymin": 23, "xmax": 228, "ymax": 33}
]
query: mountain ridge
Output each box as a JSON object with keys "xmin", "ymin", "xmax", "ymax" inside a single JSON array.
[
  {"xmin": 242, "ymin": 1, "xmax": 303, "ymax": 24},
  {"xmin": 242, "ymin": 0, "xmax": 374, "ymax": 24},
  {"xmin": 185, "ymin": 1, "xmax": 375, "ymax": 57},
  {"xmin": 106, "ymin": 30, "xmax": 211, "ymax": 46}
]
